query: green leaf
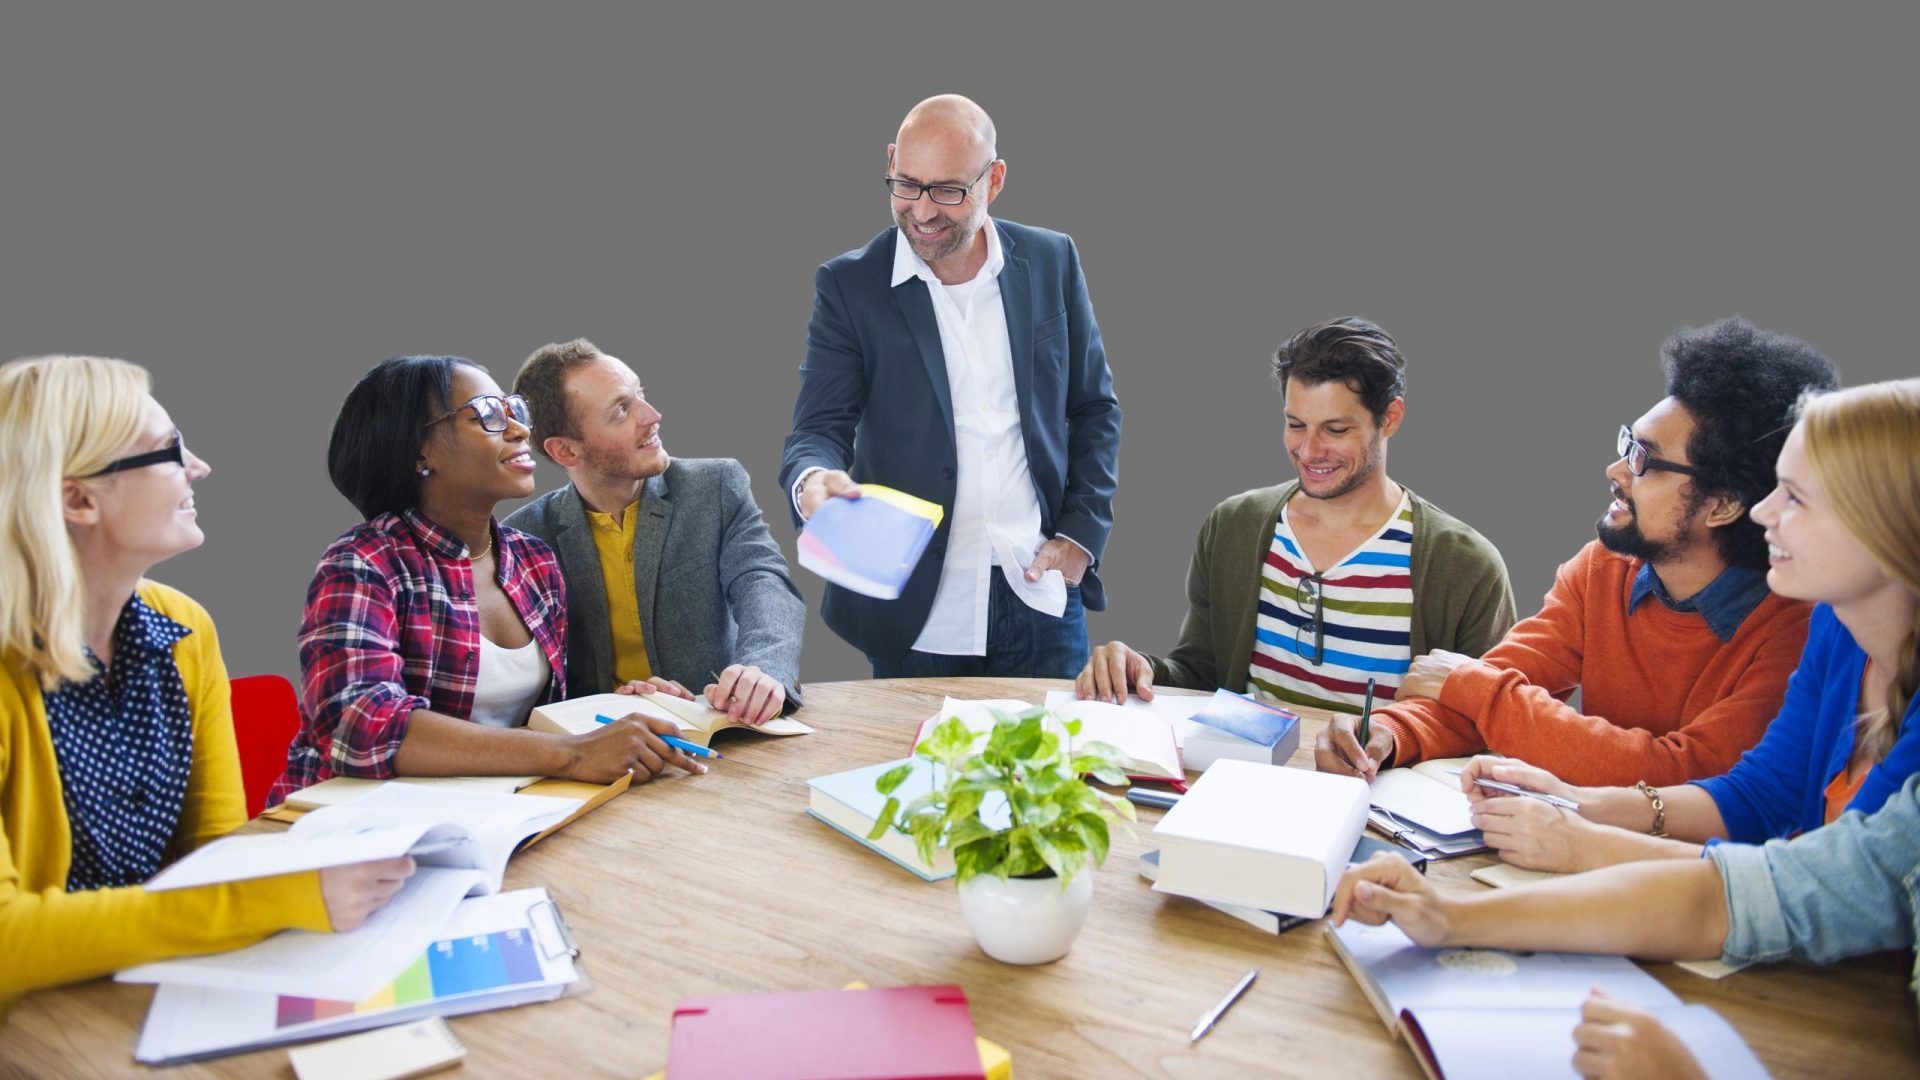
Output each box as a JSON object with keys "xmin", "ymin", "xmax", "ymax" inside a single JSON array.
[
  {"xmin": 952, "ymin": 834, "xmax": 1007, "ymax": 882},
  {"xmin": 874, "ymin": 763, "xmax": 914, "ymax": 797},
  {"xmin": 865, "ymin": 796, "xmax": 900, "ymax": 841}
]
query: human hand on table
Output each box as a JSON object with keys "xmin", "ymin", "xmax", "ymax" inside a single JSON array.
[
  {"xmin": 1328, "ymin": 852, "xmax": 1456, "ymax": 947},
  {"xmin": 704, "ymin": 664, "xmax": 785, "ymax": 726},
  {"xmin": 1075, "ymin": 640, "xmax": 1154, "ymax": 704},
  {"xmin": 1314, "ymin": 711, "xmax": 1394, "ymax": 781},
  {"xmin": 566, "ymin": 713, "xmax": 707, "ymax": 783}
]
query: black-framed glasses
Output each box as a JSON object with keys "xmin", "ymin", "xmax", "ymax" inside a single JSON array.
[
  {"xmin": 1616, "ymin": 425, "xmax": 1702, "ymax": 478},
  {"xmin": 883, "ymin": 160, "xmax": 996, "ymax": 205},
  {"xmin": 1294, "ymin": 573, "xmax": 1327, "ymax": 667},
  {"xmin": 425, "ymin": 394, "xmax": 531, "ymax": 434},
  {"xmin": 82, "ymin": 430, "xmax": 187, "ymax": 478}
]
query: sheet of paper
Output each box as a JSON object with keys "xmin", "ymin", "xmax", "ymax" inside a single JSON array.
[
  {"xmin": 990, "ymin": 529, "xmax": 1066, "ymax": 618},
  {"xmin": 1041, "ymin": 689, "xmax": 1215, "ymax": 745},
  {"xmin": 1370, "ymin": 768, "xmax": 1477, "ymax": 837},
  {"xmin": 119, "ymin": 866, "xmax": 488, "ymax": 1000},
  {"xmin": 146, "ymin": 823, "xmax": 435, "ymax": 891}
]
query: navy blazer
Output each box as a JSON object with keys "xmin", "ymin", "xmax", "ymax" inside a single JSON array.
[{"xmin": 780, "ymin": 219, "xmax": 1122, "ymax": 661}]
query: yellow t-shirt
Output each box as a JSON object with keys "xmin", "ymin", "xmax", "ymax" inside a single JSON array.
[{"xmin": 586, "ymin": 501, "xmax": 653, "ymax": 686}]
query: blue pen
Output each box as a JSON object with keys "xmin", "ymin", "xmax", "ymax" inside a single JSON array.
[{"xmin": 594, "ymin": 714, "xmax": 721, "ymax": 759}]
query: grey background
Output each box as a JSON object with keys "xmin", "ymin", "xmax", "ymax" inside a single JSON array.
[{"xmin": 4, "ymin": 6, "xmax": 1911, "ymax": 687}]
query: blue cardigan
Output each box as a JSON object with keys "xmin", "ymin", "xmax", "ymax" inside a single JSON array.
[{"xmin": 1695, "ymin": 604, "xmax": 1920, "ymax": 842}]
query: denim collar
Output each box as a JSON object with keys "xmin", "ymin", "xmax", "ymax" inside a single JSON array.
[{"xmin": 1628, "ymin": 562, "xmax": 1771, "ymax": 642}]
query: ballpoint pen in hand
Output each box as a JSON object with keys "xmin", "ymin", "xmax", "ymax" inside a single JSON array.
[
  {"xmin": 1190, "ymin": 968, "xmax": 1258, "ymax": 1042},
  {"xmin": 1358, "ymin": 677, "xmax": 1376, "ymax": 756}
]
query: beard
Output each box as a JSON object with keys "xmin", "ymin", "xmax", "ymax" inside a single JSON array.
[
  {"xmin": 583, "ymin": 438, "xmax": 668, "ymax": 484},
  {"xmin": 1295, "ymin": 437, "xmax": 1386, "ymax": 501},
  {"xmin": 1595, "ymin": 488, "xmax": 1691, "ymax": 562},
  {"xmin": 896, "ymin": 206, "xmax": 978, "ymax": 263}
]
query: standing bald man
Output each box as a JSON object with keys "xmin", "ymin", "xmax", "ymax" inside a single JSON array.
[{"xmin": 781, "ymin": 95, "xmax": 1122, "ymax": 676}]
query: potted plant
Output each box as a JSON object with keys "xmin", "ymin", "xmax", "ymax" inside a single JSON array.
[{"xmin": 869, "ymin": 706, "xmax": 1136, "ymax": 964}]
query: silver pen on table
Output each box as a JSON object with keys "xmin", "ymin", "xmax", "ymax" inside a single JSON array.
[
  {"xmin": 1189, "ymin": 967, "xmax": 1258, "ymax": 1042},
  {"xmin": 1472, "ymin": 778, "xmax": 1581, "ymax": 811}
]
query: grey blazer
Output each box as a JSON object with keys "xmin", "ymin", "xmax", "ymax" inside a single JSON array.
[{"xmin": 504, "ymin": 458, "xmax": 807, "ymax": 709}]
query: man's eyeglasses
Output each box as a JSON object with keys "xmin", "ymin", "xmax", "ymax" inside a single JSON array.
[
  {"xmin": 82, "ymin": 431, "xmax": 187, "ymax": 478},
  {"xmin": 425, "ymin": 394, "xmax": 531, "ymax": 434},
  {"xmin": 884, "ymin": 160, "xmax": 996, "ymax": 206},
  {"xmin": 1294, "ymin": 573, "xmax": 1326, "ymax": 667},
  {"xmin": 1616, "ymin": 425, "xmax": 1702, "ymax": 478}
]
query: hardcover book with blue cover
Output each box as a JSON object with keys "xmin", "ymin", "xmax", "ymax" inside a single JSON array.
[{"xmin": 796, "ymin": 485, "xmax": 944, "ymax": 600}]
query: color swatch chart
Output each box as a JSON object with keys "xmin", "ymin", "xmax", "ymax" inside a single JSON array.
[{"xmin": 275, "ymin": 927, "xmax": 543, "ymax": 1027}]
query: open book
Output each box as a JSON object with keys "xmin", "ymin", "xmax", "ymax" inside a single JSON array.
[
  {"xmin": 122, "ymin": 786, "xmax": 581, "ymax": 1000},
  {"xmin": 529, "ymin": 691, "xmax": 811, "ymax": 748},
  {"xmin": 148, "ymin": 783, "xmax": 581, "ymax": 893},
  {"xmin": 914, "ymin": 696, "xmax": 1183, "ymax": 785},
  {"xmin": 1327, "ymin": 921, "xmax": 1768, "ymax": 1079}
]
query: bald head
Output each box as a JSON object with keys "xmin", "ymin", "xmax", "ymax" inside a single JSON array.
[{"xmin": 897, "ymin": 94, "xmax": 997, "ymax": 160}]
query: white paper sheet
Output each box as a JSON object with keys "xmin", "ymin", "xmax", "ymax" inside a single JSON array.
[{"xmin": 118, "ymin": 865, "xmax": 487, "ymax": 999}]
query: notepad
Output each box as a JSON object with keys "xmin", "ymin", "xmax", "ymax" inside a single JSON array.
[
  {"xmin": 288, "ymin": 1017, "xmax": 466, "ymax": 1080},
  {"xmin": 796, "ymin": 484, "xmax": 945, "ymax": 600},
  {"xmin": 529, "ymin": 690, "xmax": 811, "ymax": 747}
]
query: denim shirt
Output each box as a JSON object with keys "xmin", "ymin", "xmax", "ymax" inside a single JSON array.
[{"xmin": 1709, "ymin": 771, "xmax": 1920, "ymax": 1012}]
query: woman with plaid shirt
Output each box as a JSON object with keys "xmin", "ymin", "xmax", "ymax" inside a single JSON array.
[{"xmin": 268, "ymin": 356, "xmax": 704, "ymax": 805}]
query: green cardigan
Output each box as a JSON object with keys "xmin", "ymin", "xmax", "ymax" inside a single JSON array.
[{"xmin": 1148, "ymin": 482, "xmax": 1518, "ymax": 699}]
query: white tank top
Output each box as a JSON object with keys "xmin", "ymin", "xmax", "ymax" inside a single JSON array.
[{"xmin": 469, "ymin": 634, "xmax": 551, "ymax": 729}]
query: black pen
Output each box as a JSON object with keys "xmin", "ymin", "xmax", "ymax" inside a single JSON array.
[{"xmin": 1358, "ymin": 677, "xmax": 1376, "ymax": 748}]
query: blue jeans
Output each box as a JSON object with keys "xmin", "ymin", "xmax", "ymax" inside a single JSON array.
[{"xmin": 868, "ymin": 575, "xmax": 1089, "ymax": 679}]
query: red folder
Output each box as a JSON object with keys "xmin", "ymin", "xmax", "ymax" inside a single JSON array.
[{"xmin": 666, "ymin": 984, "xmax": 986, "ymax": 1080}]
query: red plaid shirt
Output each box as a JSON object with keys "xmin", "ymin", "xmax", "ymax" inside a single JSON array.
[{"xmin": 268, "ymin": 510, "xmax": 568, "ymax": 803}]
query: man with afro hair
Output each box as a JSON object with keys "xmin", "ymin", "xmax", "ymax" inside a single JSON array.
[{"xmin": 1317, "ymin": 318, "xmax": 1839, "ymax": 787}]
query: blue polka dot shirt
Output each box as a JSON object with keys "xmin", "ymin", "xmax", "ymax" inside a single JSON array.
[{"xmin": 45, "ymin": 594, "xmax": 195, "ymax": 892}]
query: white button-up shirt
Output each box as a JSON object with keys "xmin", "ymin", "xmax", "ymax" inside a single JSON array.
[{"xmin": 795, "ymin": 220, "xmax": 1084, "ymax": 656}]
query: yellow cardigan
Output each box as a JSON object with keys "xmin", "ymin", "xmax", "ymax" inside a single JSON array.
[{"xmin": 0, "ymin": 581, "xmax": 330, "ymax": 1022}]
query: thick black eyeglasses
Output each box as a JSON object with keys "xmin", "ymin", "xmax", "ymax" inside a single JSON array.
[
  {"xmin": 884, "ymin": 160, "xmax": 996, "ymax": 205},
  {"xmin": 425, "ymin": 394, "xmax": 531, "ymax": 434},
  {"xmin": 1617, "ymin": 425, "xmax": 1702, "ymax": 478},
  {"xmin": 1294, "ymin": 573, "xmax": 1327, "ymax": 667},
  {"xmin": 83, "ymin": 431, "xmax": 186, "ymax": 478}
]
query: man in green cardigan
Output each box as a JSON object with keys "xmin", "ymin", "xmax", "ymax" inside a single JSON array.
[{"xmin": 1075, "ymin": 317, "xmax": 1515, "ymax": 775}]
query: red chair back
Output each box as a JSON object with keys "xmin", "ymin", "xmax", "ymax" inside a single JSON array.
[{"xmin": 230, "ymin": 674, "xmax": 301, "ymax": 818}]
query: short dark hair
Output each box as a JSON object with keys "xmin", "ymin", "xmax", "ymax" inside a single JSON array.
[
  {"xmin": 1271, "ymin": 316, "xmax": 1407, "ymax": 423},
  {"xmin": 1662, "ymin": 317, "xmax": 1841, "ymax": 570},
  {"xmin": 514, "ymin": 338, "xmax": 604, "ymax": 463},
  {"xmin": 327, "ymin": 355, "xmax": 484, "ymax": 520}
]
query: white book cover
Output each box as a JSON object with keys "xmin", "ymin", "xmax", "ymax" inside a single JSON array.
[{"xmin": 1150, "ymin": 759, "xmax": 1369, "ymax": 917}]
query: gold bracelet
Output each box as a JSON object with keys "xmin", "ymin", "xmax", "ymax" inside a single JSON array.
[{"xmin": 1635, "ymin": 781, "xmax": 1668, "ymax": 837}]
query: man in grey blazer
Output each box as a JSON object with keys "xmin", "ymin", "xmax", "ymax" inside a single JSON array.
[{"xmin": 506, "ymin": 338, "xmax": 806, "ymax": 724}]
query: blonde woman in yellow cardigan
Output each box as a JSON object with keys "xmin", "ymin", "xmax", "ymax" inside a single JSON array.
[{"xmin": 0, "ymin": 355, "xmax": 414, "ymax": 1021}]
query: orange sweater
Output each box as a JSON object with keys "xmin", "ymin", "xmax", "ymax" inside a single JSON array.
[{"xmin": 1374, "ymin": 542, "xmax": 1811, "ymax": 786}]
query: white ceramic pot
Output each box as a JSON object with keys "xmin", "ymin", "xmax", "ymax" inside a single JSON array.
[{"xmin": 955, "ymin": 870, "xmax": 1093, "ymax": 965}]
